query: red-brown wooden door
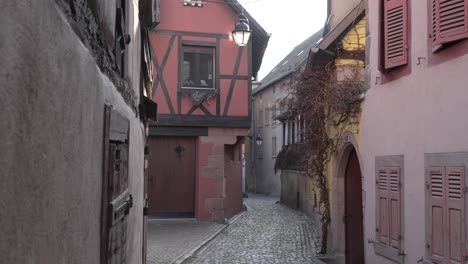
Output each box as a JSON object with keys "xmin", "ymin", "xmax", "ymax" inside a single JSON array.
[
  {"xmin": 344, "ymin": 149, "xmax": 365, "ymax": 264},
  {"xmin": 148, "ymin": 137, "xmax": 196, "ymax": 217}
]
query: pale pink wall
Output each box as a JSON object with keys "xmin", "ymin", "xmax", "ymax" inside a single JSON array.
[{"xmin": 362, "ymin": 1, "xmax": 468, "ymax": 263}]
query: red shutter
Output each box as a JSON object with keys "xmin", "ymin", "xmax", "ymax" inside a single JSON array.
[
  {"xmin": 429, "ymin": 167, "xmax": 446, "ymax": 262},
  {"xmin": 378, "ymin": 168, "xmax": 390, "ymax": 244},
  {"xmin": 445, "ymin": 167, "xmax": 465, "ymax": 264},
  {"xmin": 388, "ymin": 168, "xmax": 401, "ymax": 249},
  {"xmin": 432, "ymin": 0, "xmax": 468, "ymax": 49},
  {"xmin": 384, "ymin": 0, "xmax": 409, "ymax": 69}
]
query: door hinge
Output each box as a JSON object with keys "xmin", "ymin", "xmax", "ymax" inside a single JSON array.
[
  {"xmin": 426, "ymin": 181, "xmax": 430, "ymax": 190},
  {"xmin": 426, "ymin": 242, "xmax": 430, "ymax": 249},
  {"xmin": 398, "ymin": 235, "xmax": 403, "ymax": 240},
  {"xmin": 376, "ymin": 228, "xmax": 380, "ymax": 232}
]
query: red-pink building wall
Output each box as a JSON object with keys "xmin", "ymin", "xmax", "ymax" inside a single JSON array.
[
  {"xmin": 148, "ymin": 0, "xmax": 254, "ymax": 221},
  {"xmin": 149, "ymin": 0, "xmax": 250, "ymax": 117}
]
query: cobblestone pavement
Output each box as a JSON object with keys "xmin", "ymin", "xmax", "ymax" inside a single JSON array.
[
  {"xmin": 147, "ymin": 219, "xmax": 224, "ymax": 264},
  {"xmin": 183, "ymin": 195, "xmax": 322, "ymax": 264}
]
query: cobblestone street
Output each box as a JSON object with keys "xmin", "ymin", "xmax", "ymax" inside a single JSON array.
[{"xmin": 183, "ymin": 195, "xmax": 322, "ymax": 264}]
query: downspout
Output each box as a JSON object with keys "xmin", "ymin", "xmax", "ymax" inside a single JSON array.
[{"xmin": 251, "ymin": 96, "xmax": 256, "ymax": 194}]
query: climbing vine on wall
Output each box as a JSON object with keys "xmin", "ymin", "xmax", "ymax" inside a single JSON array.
[{"xmin": 278, "ymin": 59, "xmax": 366, "ymax": 253}]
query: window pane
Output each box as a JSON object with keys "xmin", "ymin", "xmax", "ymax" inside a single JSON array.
[{"xmin": 182, "ymin": 47, "xmax": 214, "ymax": 89}]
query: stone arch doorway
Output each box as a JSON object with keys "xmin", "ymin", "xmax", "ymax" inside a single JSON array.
[
  {"xmin": 330, "ymin": 132, "xmax": 364, "ymax": 264},
  {"xmin": 344, "ymin": 148, "xmax": 364, "ymax": 264}
]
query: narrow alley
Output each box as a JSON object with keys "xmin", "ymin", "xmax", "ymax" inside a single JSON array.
[{"xmin": 149, "ymin": 195, "xmax": 322, "ymax": 264}]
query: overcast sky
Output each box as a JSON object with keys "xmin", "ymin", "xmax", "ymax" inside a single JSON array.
[{"xmin": 240, "ymin": 0, "xmax": 328, "ymax": 80}]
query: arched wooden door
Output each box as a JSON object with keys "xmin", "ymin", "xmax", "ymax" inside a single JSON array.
[{"xmin": 344, "ymin": 149, "xmax": 364, "ymax": 264}]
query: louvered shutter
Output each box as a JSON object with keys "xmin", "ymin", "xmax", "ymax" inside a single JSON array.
[
  {"xmin": 445, "ymin": 167, "xmax": 465, "ymax": 263},
  {"xmin": 388, "ymin": 168, "xmax": 401, "ymax": 249},
  {"xmin": 384, "ymin": 0, "xmax": 409, "ymax": 69},
  {"xmin": 428, "ymin": 167, "xmax": 446, "ymax": 263},
  {"xmin": 377, "ymin": 168, "xmax": 390, "ymax": 244},
  {"xmin": 432, "ymin": 0, "xmax": 468, "ymax": 49}
]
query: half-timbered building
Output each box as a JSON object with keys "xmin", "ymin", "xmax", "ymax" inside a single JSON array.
[{"xmin": 147, "ymin": 0, "xmax": 269, "ymax": 221}]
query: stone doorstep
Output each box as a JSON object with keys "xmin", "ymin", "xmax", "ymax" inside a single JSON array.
[{"xmin": 173, "ymin": 212, "xmax": 246, "ymax": 264}]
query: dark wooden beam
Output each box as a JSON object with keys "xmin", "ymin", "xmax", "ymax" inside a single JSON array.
[
  {"xmin": 156, "ymin": 115, "xmax": 251, "ymax": 128},
  {"xmin": 149, "ymin": 126, "xmax": 208, "ymax": 137}
]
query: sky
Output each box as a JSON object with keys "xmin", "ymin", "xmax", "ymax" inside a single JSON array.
[{"xmin": 239, "ymin": 0, "xmax": 328, "ymax": 80}]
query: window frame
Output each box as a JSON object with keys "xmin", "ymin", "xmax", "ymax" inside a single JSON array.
[
  {"xmin": 258, "ymin": 110, "xmax": 263, "ymax": 128},
  {"xmin": 264, "ymin": 108, "xmax": 270, "ymax": 126},
  {"xmin": 272, "ymin": 136, "xmax": 277, "ymax": 158},
  {"xmin": 181, "ymin": 44, "xmax": 216, "ymax": 90}
]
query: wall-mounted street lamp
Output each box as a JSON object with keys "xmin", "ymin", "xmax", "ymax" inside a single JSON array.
[
  {"xmin": 255, "ymin": 135, "xmax": 263, "ymax": 146},
  {"xmin": 232, "ymin": 13, "xmax": 252, "ymax": 46}
]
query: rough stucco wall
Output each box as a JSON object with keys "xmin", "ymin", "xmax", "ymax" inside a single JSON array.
[
  {"xmin": 0, "ymin": 1, "xmax": 144, "ymax": 263},
  {"xmin": 280, "ymin": 170, "xmax": 311, "ymax": 212},
  {"xmin": 329, "ymin": 0, "xmax": 364, "ymax": 31},
  {"xmin": 363, "ymin": 0, "xmax": 468, "ymax": 263}
]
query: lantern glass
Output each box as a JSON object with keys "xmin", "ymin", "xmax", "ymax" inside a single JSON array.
[
  {"xmin": 256, "ymin": 136, "xmax": 263, "ymax": 146},
  {"xmin": 233, "ymin": 30, "xmax": 251, "ymax": 46}
]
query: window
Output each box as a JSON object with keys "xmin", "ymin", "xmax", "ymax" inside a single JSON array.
[
  {"xmin": 257, "ymin": 131, "xmax": 263, "ymax": 160},
  {"xmin": 427, "ymin": 166, "xmax": 466, "ymax": 263},
  {"xmin": 272, "ymin": 137, "xmax": 277, "ymax": 157},
  {"xmin": 115, "ymin": 0, "xmax": 128, "ymax": 77},
  {"xmin": 258, "ymin": 110, "xmax": 263, "ymax": 127},
  {"xmin": 374, "ymin": 156, "xmax": 404, "ymax": 263},
  {"xmin": 431, "ymin": 0, "xmax": 468, "ymax": 52},
  {"xmin": 271, "ymin": 106, "xmax": 277, "ymax": 124},
  {"xmin": 381, "ymin": 0, "xmax": 409, "ymax": 70},
  {"xmin": 182, "ymin": 46, "xmax": 215, "ymax": 89},
  {"xmin": 291, "ymin": 119, "xmax": 296, "ymax": 144},
  {"xmin": 283, "ymin": 122, "xmax": 287, "ymax": 146},
  {"xmin": 264, "ymin": 109, "xmax": 270, "ymax": 126}
]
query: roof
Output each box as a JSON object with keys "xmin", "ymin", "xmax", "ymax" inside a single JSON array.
[
  {"xmin": 307, "ymin": 2, "xmax": 366, "ymax": 68},
  {"xmin": 252, "ymin": 28, "xmax": 324, "ymax": 95},
  {"xmin": 227, "ymin": 0, "xmax": 270, "ymax": 79}
]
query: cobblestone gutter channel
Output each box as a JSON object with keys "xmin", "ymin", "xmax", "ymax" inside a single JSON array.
[{"xmin": 180, "ymin": 195, "xmax": 324, "ymax": 264}]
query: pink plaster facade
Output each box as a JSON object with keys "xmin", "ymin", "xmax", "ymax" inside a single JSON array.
[
  {"xmin": 149, "ymin": 0, "xmax": 250, "ymax": 117},
  {"xmin": 363, "ymin": 1, "xmax": 468, "ymax": 263},
  {"xmin": 195, "ymin": 128, "xmax": 247, "ymax": 221},
  {"xmin": 147, "ymin": 0, "xmax": 268, "ymax": 221}
]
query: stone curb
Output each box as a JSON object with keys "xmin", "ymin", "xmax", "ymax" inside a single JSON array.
[{"xmin": 173, "ymin": 211, "xmax": 247, "ymax": 264}]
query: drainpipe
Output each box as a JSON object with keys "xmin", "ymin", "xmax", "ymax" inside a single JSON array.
[{"xmin": 251, "ymin": 97, "xmax": 256, "ymax": 194}]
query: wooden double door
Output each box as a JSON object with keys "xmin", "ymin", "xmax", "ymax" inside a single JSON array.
[{"xmin": 147, "ymin": 137, "xmax": 196, "ymax": 217}]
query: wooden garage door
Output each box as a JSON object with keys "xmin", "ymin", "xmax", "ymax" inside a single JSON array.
[{"xmin": 147, "ymin": 137, "xmax": 196, "ymax": 217}]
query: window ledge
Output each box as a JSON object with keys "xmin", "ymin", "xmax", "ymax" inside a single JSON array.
[{"xmin": 374, "ymin": 242, "xmax": 404, "ymax": 264}]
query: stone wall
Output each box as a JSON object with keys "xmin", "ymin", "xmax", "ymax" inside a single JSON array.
[
  {"xmin": 0, "ymin": 1, "xmax": 145, "ymax": 263},
  {"xmin": 280, "ymin": 170, "xmax": 317, "ymax": 218}
]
